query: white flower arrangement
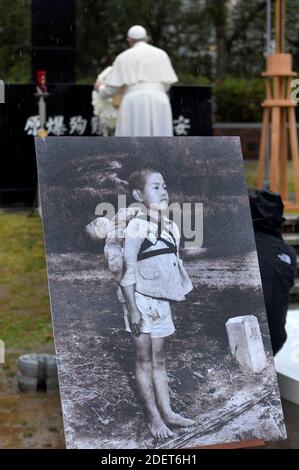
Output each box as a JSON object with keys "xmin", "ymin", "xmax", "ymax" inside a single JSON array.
[{"xmin": 91, "ymin": 67, "xmax": 119, "ymax": 135}]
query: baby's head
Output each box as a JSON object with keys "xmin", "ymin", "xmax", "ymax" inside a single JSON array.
[{"xmin": 128, "ymin": 168, "xmax": 169, "ymax": 211}]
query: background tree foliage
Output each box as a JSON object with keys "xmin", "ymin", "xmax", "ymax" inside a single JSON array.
[
  {"xmin": 76, "ymin": 0, "xmax": 213, "ymax": 83},
  {"xmin": 0, "ymin": 0, "xmax": 31, "ymax": 83},
  {"xmin": 1, "ymin": 0, "xmax": 299, "ymax": 121},
  {"xmin": 76, "ymin": 0, "xmax": 299, "ymax": 83},
  {"xmin": 1, "ymin": 0, "xmax": 299, "ymax": 84}
]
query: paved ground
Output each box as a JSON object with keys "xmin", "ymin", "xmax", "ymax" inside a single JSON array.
[{"xmin": 0, "ymin": 350, "xmax": 65, "ymax": 449}]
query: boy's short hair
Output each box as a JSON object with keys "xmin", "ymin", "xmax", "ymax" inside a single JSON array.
[{"xmin": 128, "ymin": 168, "xmax": 158, "ymax": 192}]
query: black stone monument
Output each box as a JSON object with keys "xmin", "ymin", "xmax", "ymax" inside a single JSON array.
[{"xmin": 31, "ymin": 0, "xmax": 76, "ymax": 83}]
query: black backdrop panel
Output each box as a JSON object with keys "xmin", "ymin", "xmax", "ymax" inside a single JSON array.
[
  {"xmin": 170, "ymin": 86, "xmax": 212, "ymax": 137},
  {"xmin": 0, "ymin": 85, "xmax": 38, "ymax": 206}
]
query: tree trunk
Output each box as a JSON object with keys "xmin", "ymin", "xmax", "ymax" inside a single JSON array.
[
  {"xmin": 207, "ymin": 0, "xmax": 228, "ymax": 81},
  {"xmin": 216, "ymin": 23, "xmax": 227, "ymax": 80}
]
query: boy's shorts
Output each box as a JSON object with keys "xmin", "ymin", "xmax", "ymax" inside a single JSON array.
[{"xmin": 118, "ymin": 289, "xmax": 175, "ymax": 338}]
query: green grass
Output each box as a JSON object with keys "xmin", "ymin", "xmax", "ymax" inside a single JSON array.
[
  {"xmin": 244, "ymin": 160, "xmax": 294, "ymax": 191},
  {"xmin": 0, "ymin": 210, "xmax": 53, "ymax": 349},
  {"xmin": 244, "ymin": 161, "xmax": 260, "ymax": 190},
  {"xmin": 244, "ymin": 160, "xmax": 299, "ymax": 214}
]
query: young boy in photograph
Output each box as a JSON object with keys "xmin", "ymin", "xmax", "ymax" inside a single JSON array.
[{"xmin": 118, "ymin": 168, "xmax": 195, "ymax": 438}]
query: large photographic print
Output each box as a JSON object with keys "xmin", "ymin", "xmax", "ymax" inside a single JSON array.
[{"xmin": 35, "ymin": 137, "xmax": 286, "ymax": 449}]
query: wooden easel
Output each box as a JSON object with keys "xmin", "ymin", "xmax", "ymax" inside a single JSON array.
[
  {"xmin": 257, "ymin": 0, "xmax": 299, "ymax": 210},
  {"xmin": 197, "ymin": 439, "xmax": 264, "ymax": 449}
]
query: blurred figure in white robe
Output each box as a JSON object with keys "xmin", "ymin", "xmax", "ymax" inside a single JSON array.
[{"xmin": 94, "ymin": 25, "xmax": 178, "ymax": 136}]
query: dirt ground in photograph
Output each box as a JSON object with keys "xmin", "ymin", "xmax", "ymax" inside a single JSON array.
[{"xmin": 47, "ymin": 251, "xmax": 284, "ymax": 448}]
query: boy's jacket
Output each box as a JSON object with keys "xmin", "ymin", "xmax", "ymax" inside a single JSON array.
[{"xmin": 120, "ymin": 215, "xmax": 193, "ymax": 301}]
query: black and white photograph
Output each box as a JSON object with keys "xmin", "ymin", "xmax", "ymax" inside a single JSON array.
[{"xmin": 35, "ymin": 136, "xmax": 286, "ymax": 449}]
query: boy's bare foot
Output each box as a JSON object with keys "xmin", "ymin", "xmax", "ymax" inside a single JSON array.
[
  {"xmin": 148, "ymin": 417, "xmax": 175, "ymax": 439},
  {"xmin": 163, "ymin": 412, "xmax": 196, "ymax": 427}
]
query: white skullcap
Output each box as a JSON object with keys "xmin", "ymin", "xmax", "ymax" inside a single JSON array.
[{"xmin": 127, "ymin": 25, "xmax": 147, "ymax": 40}]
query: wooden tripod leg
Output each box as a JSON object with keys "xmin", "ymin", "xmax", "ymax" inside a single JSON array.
[
  {"xmin": 270, "ymin": 106, "xmax": 280, "ymax": 192},
  {"xmin": 257, "ymin": 108, "xmax": 270, "ymax": 188},
  {"xmin": 280, "ymin": 107, "xmax": 288, "ymax": 201},
  {"xmin": 288, "ymin": 107, "xmax": 299, "ymax": 205}
]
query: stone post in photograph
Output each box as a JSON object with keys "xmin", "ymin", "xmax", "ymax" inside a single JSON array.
[{"xmin": 226, "ymin": 315, "xmax": 267, "ymax": 373}]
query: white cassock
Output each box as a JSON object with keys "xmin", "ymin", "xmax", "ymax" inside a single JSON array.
[{"xmin": 98, "ymin": 41, "xmax": 178, "ymax": 136}]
